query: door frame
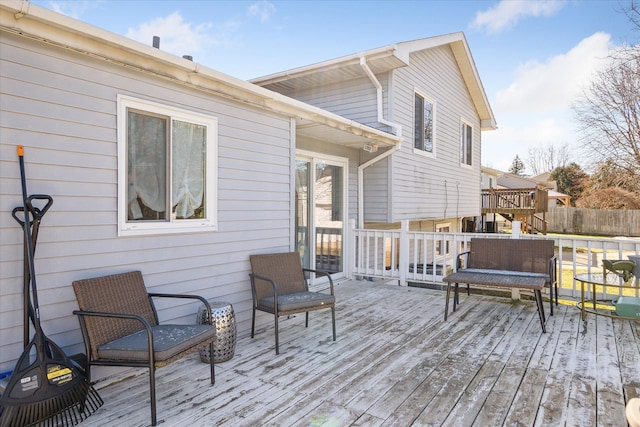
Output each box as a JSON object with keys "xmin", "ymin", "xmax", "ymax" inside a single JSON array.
[{"xmin": 295, "ymin": 149, "xmax": 349, "ymax": 283}]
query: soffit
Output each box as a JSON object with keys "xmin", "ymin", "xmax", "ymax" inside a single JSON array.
[
  {"xmin": 251, "ymin": 48, "xmax": 408, "ymax": 93},
  {"xmin": 296, "ymin": 117, "xmax": 398, "ymax": 150}
]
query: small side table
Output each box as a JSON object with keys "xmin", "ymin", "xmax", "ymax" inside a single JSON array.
[
  {"xmin": 197, "ymin": 301, "xmax": 236, "ymax": 363},
  {"xmin": 575, "ymin": 273, "xmax": 639, "ymax": 321}
]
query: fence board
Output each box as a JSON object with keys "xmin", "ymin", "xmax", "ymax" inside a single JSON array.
[{"xmin": 547, "ymin": 208, "xmax": 640, "ymax": 237}]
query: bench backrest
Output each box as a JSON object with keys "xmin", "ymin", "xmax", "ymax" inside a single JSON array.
[{"xmin": 468, "ymin": 238, "xmax": 554, "ymax": 275}]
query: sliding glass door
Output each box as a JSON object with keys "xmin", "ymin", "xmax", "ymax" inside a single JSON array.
[{"xmin": 295, "ymin": 153, "xmax": 346, "ymax": 278}]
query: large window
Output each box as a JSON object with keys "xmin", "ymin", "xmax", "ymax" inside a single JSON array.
[
  {"xmin": 460, "ymin": 121, "xmax": 472, "ymax": 166},
  {"xmin": 117, "ymin": 95, "xmax": 217, "ymax": 235},
  {"xmin": 414, "ymin": 92, "xmax": 434, "ymax": 154}
]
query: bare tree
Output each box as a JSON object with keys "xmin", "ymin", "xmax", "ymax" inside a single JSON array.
[
  {"xmin": 585, "ymin": 158, "xmax": 640, "ymax": 194},
  {"xmin": 526, "ymin": 143, "xmax": 570, "ymax": 175},
  {"xmin": 572, "ymin": 44, "xmax": 640, "ymax": 176},
  {"xmin": 622, "ymin": 0, "xmax": 640, "ymax": 32}
]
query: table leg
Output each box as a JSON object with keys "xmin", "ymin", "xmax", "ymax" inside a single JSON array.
[
  {"xmin": 580, "ymin": 280, "xmax": 586, "ymax": 321},
  {"xmin": 444, "ymin": 282, "xmax": 451, "ymax": 321},
  {"xmin": 453, "ymin": 283, "xmax": 460, "ymax": 312}
]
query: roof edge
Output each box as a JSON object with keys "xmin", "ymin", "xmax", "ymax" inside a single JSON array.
[
  {"xmin": 249, "ymin": 45, "xmax": 405, "ymax": 86},
  {"xmin": 0, "ymin": 1, "xmax": 400, "ymax": 147}
]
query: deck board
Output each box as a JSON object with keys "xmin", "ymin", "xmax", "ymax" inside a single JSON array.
[{"xmin": 78, "ymin": 279, "xmax": 639, "ymax": 427}]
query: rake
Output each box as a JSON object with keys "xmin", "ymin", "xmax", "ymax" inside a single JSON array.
[{"xmin": 0, "ymin": 146, "xmax": 103, "ymax": 427}]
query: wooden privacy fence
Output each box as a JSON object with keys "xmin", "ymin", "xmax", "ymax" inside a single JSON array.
[{"xmin": 547, "ymin": 208, "xmax": 640, "ymax": 237}]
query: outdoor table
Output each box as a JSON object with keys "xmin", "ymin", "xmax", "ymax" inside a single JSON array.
[{"xmin": 575, "ymin": 273, "xmax": 640, "ymax": 321}]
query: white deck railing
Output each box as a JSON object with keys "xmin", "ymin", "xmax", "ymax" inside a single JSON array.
[{"xmin": 348, "ymin": 220, "xmax": 640, "ymax": 299}]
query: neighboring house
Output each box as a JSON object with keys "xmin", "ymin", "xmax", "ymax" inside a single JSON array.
[
  {"xmin": 497, "ymin": 172, "xmax": 570, "ymax": 208},
  {"xmin": 531, "ymin": 172, "xmax": 571, "ymax": 207},
  {"xmin": 252, "ymin": 33, "xmax": 496, "ymax": 238},
  {"xmin": 0, "ymin": 1, "xmax": 495, "ymax": 377},
  {"xmin": 480, "ymin": 168, "xmax": 570, "ymax": 234},
  {"xmin": 481, "ymin": 166, "xmax": 502, "ymax": 190}
]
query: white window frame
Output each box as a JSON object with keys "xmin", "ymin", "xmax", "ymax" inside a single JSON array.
[
  {"xmin": 117, "ymin": 95, "xmax": 218, "ymax": 236},
  {"xmin": 413, "ymin": 90, "xmax": 436, "ymax": 157},
  {"xmin": 460, "ymin": 119, "xmax": 473, "ymax": 167}
]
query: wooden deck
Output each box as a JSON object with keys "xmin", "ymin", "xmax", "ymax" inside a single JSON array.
[{"xmin": 81, "ymin": 280, "xmax": 639, "ymax": 427}]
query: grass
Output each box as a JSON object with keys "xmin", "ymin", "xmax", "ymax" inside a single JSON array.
[{"xmin": 558, "ymin": 265, "xmax": 639, "ymax": 298}]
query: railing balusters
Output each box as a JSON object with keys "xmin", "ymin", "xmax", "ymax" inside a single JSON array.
[{"xmin": 351, "ymin": 227, "xmax": 640, "ymax": 298}]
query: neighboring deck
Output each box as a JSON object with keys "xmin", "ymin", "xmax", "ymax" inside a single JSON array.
[{"xmin": 82, "ymin": 280, "xmax": 639, "ymax": 427}]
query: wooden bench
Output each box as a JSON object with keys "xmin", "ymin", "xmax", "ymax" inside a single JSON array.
[{"xmin": 442, "ymin": 238, "xmax": 557, "ymax": 332}]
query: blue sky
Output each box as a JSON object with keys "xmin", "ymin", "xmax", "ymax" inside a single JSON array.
[{"xmin": 32, "ymin": 0, "xmax": 637, "ymax": 173}]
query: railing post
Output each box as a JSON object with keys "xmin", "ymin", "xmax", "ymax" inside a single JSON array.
[
  {"xmin": 399, "ymin": 220, "xmax": 409, "ymax": 286},
  {"xmin": 511, "ymin": 220, "xmax": 521, "ymax": 299},
  {"xmin": 511, "ymin": 221, "xmax": 521, "ymax": 239}
]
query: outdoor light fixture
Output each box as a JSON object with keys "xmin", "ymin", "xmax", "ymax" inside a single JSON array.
[{"xmin": 363, "ymin": 143, "xmax": 378, "ymax": 153}]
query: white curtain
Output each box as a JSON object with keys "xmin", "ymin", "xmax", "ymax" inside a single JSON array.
[
  {"xmin": 171, "ymin": 120, "xmax": 205, "ymax": 219},
  {"xmin": 128, "ymin": 112, "xmax": 167, "ymax": 219},
  {"xmin": 127, "ymin": 113, "xmax": 205, "ymax": 220}
]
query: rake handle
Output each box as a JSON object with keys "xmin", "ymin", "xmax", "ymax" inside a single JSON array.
[{"xmin": 17, "ymin": 146, "xmax": 43, "ymax": 335}]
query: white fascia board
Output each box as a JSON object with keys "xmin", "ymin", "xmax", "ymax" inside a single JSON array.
[{"xmin": 249, "ymin": 45, "xmax": 405, "ymax": 86}]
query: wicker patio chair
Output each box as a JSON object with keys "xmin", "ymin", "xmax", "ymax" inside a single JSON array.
[
  {"xmin": 249, "ymin": 252, "xmax": 336, "ymax": 354},
  {"xmin": 72, "ymin": 271, "xmax": 216, "ymax": 426}
]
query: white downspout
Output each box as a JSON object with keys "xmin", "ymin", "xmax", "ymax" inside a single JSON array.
[
  {"xmin": 359, "ymin": 57, "xmax": 402, "ymax": 138},
  {"xmin": 357, "ymin": 57, "xmax": 403, "ymax": 229}
]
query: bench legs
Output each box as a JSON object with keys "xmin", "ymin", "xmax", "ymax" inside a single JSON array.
[
  {"xmin": 444, "ymin": 282, "xmax": 468, "ymax": 321},
  {"xmin": 549, "ymin": 281, "xmax": 559, "ymax": 316},
  {"xmin": 534, "ymin": 289, "xmax": 547, "ymax": 333},
  {"xmin": 445, "ymin": 284, "xmax": 549, "ymax": 334}
]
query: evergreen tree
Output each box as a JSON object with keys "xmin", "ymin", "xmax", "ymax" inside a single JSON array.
[
  {"xmin": 508, "ymin": 155, "xmax": 526, "ymax": 175},
  {"xmin": 550, "ymin": 162, "xmax": 588, "ymax": 206}
]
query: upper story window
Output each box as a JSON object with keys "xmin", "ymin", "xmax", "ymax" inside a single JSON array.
[
  {"xmin": 117, "ymin": 95, "xmax": 218, "ymax": 236},
  {"xmin": 414, "ymin": 92, "xmax": 435, "ymax": 154},
  {"xmin": 460, "ymin": 121, "xmax": 473, "ymax": 166}
]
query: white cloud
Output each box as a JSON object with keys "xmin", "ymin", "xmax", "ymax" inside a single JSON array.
[
  {"xmin": 494, "ymin": 32, "xmax": 613, "ymax": 114},
  {"xmin": 248, "ymin": 1, "xmax": 276, "ymax": 23},
  {"xmin": 483, "ymin": 33, "xmax": 617, "ymax": 172},
  {"xmin": 483, "ymin": 115, "xmax": 571, "ymax": 171},
  {"xmin": 46, "ymin": 0, "xmax": 103, "ymax": 19},
  {"xmin": 125, "ymin": 12, "xmax": 237, "ymax": 58},
  {"xmin": 472, "ymin": 0, "xmax": 566, "ymax": 34}
]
